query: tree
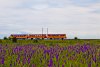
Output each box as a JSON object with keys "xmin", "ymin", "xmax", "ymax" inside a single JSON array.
[
  {"xmin": 74, "ymin": 37, "xmax": 78, "ymax": 40},
  {"xmin": 3, "ymin": 36, "xmax": 8, "ymax": 40},
  {"xmin": 12, "ymin": 37, "xmax": 17, "ymax": 43}
]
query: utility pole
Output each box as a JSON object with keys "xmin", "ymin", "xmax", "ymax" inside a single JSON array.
[
  {"xmin": 47, "ymin": 28, "xmax": 48, "ymax": 39},
  {"xmin": 42, "ymin": 28, "xmax": 43, "ymax": 39}
]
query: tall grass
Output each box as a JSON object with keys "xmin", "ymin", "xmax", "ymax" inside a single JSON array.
[
  {"xmin": 0, "ymin": 39, "xmax": 100, "ymax": 46},
  {"xmin": 0, "ymin": 43, "xmax": 100, "ymax": 67}
]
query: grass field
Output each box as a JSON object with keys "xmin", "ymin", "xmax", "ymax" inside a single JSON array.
[
  {"xmin": 0, "ymin": 39, "xmax": 100, "ymax": 46},
  {"xmin": 0, "ymin": 39, "xmax": 100, "ymax": 67}
]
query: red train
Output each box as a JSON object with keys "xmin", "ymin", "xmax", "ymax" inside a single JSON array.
[{"xmin": 9, "ymin": 34, "xmax": 67, "ymax": 40}]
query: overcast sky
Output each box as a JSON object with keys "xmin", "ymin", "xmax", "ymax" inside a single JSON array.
[{"xmin": 0, "ymin": 0, "xmax": 100, "ymax": 39}]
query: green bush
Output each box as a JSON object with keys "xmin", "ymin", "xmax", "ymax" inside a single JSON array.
[
  {"xmin": 74, "ymin": 37, "xmax": 78, "ymax": 40},
  {"xmin": 12, "ymin": 37, "xmax": 17, "ymax": 43},
  {"xmin": 33, "ymin": 39, "xmax": 38, "ymax": 43},
  {"xmin": 4, "ymin": 36, "xmax": 8, "ymax": 40},
  {"xmin": 0, "ymin": 39, "xmax": 2, "ymax": 43}
]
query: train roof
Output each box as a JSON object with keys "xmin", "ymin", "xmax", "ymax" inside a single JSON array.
[
  {"xmin": 29, "ymin": 34, "xmax": 46, "ymax": 35},
  {"xmin": 48, "ymin": 34, "xmax": 66, "ymax": 35},
  {"xmin": 11, "ymin": 34, "xmax": 28, "ymax": 35},
  {"xmin": 10, "ymin": 34, "xmax": 66, "ymax": 36}
]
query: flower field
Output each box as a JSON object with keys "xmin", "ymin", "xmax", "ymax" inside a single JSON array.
[{"xmin": 0, "ymin": 40, "xmax": 100, "ymax": 67}]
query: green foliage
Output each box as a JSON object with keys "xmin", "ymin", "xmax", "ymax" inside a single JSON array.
[
  {"xmin": 0, "ymin": 39, "xmax": 2, "ymax": 43},
  {"xmin": 0, "ymin": 39, "xmax": 100, "ymax": 46},
  {"xmin": 12, "ymin": 37, "xmax": 17, "ymax": 43},
  {"xmin": 3, "ymin": 36, "xmax": 8, "ymax": 40},
  {"xmin": 33, "ymin": 39, "xmax": 38, "ymax": 43},
  {"xmin": 74, "ymin": 37, "xmax": 78, "ymax": 40},
  {"xmin": 0, "ymin": 42, "xmax": 100, "ymax": 67},
  {"xmin": 8, "ymin": 37, "xmax": 12, "ymax": 40}
]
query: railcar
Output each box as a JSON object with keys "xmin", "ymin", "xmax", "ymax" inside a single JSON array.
[
  {"xmin": 28, "ymin": 34, "xmax": 47, "ymax": 39},
  {"xmin": 9, "ymin": 34, "xmax": 28, "ymax": 39},
  {"xmin": 47, "ymin": 34, "xmax": 66, "ymax": 40},
  {"xmin": 9, "ymin": 34, "xmax": 67, "ymax": 40}
]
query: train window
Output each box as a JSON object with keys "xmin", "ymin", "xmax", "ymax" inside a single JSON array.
[{"xmin": 56, "ymin": 35, "xmax": 58, "ymax": 36}]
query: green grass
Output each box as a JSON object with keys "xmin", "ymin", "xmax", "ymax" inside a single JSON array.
[
  {"xmin": 0, "ymin": 39, "xmax": 100, "ymax": 67},
  {"xmin": 0, "ymin": 39, "xmax": 100, "ymax": 46}
]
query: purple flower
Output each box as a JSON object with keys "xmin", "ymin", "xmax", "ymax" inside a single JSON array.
[
  {"xmin": 88, "ymin": 61, "xmax": 91, "ymax": 67},
  {"xmin": 44, "ymin": 50, "xmax": 47, "ymax": 54},
  {"xmin": 22, "ymin": 58, "xmax": 27, "ymax": 65},
  {"xmin": 92, "ymin": 57, "xmax": 96, "ymax": 63},
  {"xmin": 62, "ymin": 64, "xmax": 64, "ymax": 67},
  {"xmin": 32, "ymin": 64, "xmax": 36, "ymax": 67},
  {"xmin": 1, "ymin": 57, "xmax": 4, "ymax": 64},
  {"xmin": 48, "ymin": 58, "xmax": 53, "ymax": 67},
  {"xmin": 56, "ymin": 54, "xmax": 59, "ymax": 61},
  {"xmin": 27, "ymin": 58, "xmax": 31, "ymax": 64},
  {"xmin": 10, "ymin": 63, "xmax": 12, "ymax": 67},
  {"xmin": 16, "ymin": 54, "xmax": 20, "ymax": 63},
  {"xmin": 64, "ymin": 60, "xmax": 66, "ymax": 63}
]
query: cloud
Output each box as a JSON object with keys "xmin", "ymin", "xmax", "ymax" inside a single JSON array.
[
  {"xmin": 70, "ymin": 0, "xmax": 100, "ymax": 6},
  {"xmin": 0, "ymin": 0, "xmax": 100, "ymax": 39},
  {"xmin": 0, "ymin": 0, "xmax": 23, "ymax": 8}
]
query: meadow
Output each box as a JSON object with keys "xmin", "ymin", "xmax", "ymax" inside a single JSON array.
[{"xmin": 0, "ymin": 39, "xmax": 100, "ymax": 67}]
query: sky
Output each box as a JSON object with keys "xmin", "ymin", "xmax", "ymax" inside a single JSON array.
[{"xmin": 0, "ymin": 0, "xmax": 100, "ymax": 39}]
